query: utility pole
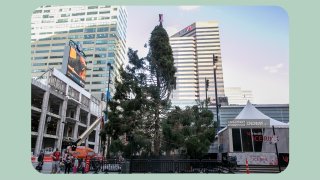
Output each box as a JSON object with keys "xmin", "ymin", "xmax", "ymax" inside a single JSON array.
[
  {"xmin": 205, "ymin": 77, "xmax": 209, "ymax": 108},
  {"xmin": 213, "ymin": 54, "xmax": 220, "ymax": 133},
  {"xmin": 103, "ymin": 62, "xmax": 113, "ymax": 158}
]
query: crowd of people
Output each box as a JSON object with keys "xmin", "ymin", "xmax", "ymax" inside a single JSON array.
[{"xmin": 36, "ymin": 148, "xmax": 89, "ymax": 174}]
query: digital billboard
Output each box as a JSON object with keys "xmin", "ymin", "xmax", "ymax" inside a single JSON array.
[{"xmin": 62, "ymin": 40, "xmax": 88, "ymax": 88}]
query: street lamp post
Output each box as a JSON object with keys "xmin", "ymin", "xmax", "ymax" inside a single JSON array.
[
  {"xmin": 213, "ymin": 54, "xmax": 220, "ymax": 133},
  {"xmin": 103, "ymin": 62, "xmax": 113, "ymax": 158}
]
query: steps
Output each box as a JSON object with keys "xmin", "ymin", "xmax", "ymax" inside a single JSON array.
[{"xmin": 236, "ymin": 165, "xmax": 287, "ymax": 173}]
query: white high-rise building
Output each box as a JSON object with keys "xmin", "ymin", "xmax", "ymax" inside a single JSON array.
[
  {"xmin": 170, "ymin": 21, "xmax": 225, "ymax": 107},
  {"xmin": 31, "ymin": 5, "xmax": 127, "ymax": 99},
  {"xmin": 224, "ymin": 87, "xmax": 254, "ymax": 105}
]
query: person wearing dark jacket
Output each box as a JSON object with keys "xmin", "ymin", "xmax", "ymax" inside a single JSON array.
[{"xmin": 36, "ymin": 151, "xmax": 44, "ymax": 172}]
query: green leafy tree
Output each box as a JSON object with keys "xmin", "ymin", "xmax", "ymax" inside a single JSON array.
[{"xmin": 162, "ymin": 106, "xmax": 215, "ymax": 159}]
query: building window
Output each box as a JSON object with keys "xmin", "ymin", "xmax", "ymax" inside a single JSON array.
[
  {"xmin": 93, "ymin": 60, "xmax": 106, "ymax": 65},
  {"xmin": 84, "ymin": 28, "xmax": 96, "ymax": 33},
  {"xmin": 92, "ymin": 81, "xmax": 105, "ymax": 84},
  {"xmin": 50, "ymin": 56, "xmax": 63, "ymax": 59},
  {"xmin": 52, "ymin": 43, "xmax": 65, "ymax": 46},
  {"xmin": 53, "ymin": 37, "xmax": 66, "ymax": 40},
  {"xmin": 241, "ymin": 129, "xmax": 253, "ymax": 152},
  {"xmin": 83, "ymin": 47, "xmax": 94, "ymax": 51},
  {"xmin": 252, "ymin": 129, "xmax": 263, "ymax": 152},
  {"xmin": 37, "ymin": 44, "xmax": 50, "ymax": 47},
  {"xmin": 93, "ymin": 67, "xmax": 106, "ymax": 71},
  {"xmin": 97, "ymin": 27, "xmax": 109, "ymax": 32},
  {"xmin": 35, "ymin": 50, "xmax": 50, "ymax": 53},
  {"xmin": 69, "ymin": 29, "xmax": 83, "ymax": 33},
  {"xmin": 72, "ymin": 12, "xmax": 85, "ymax": 16},
  {"xmin": 32, "ymin": 63, "xmax": 47, "ymax": 66},
  {"xmin": 97, "ymin": 33, "xmax": 108, "ymax": 38},
  {"xmin": 39, "ymin": 32, "xmax": 53, "ymax": 35},
  {"xmin": 95, "ymin": 53, "xmax": 107, "ymax": 58},
  {"xmin": 109, "ymin": 33, "xmax": 117, "ymax": 38},
  {"xmin": 57, "ymin": 19, "xmax": 68, "ymax": 23},
  {"xmin": 91, "ymin": 89, "xmax": 102, "ymax": 92},
  {"xmin": 95, "ymin": 47, "xmax": 107, "ymax": 51},
  {"xmin": 48, "ymin": 62, "xmax": 62, "ymax": 65},
  {"xmin": 61, "ymin": 14, "xmax": 70, "ymax": 17},
  {"xmin": 39, "ymin": 37, "xmax": 52, "ymax": 41},
  {"xmin": 55, "ymin": 31, "xmax": 68, "ymax": 34},
  {"xmin": 88, "ymin": 6, "xmax": 98, "ymax": 9},
  {"xmin": 87, "ymin": 11, "xmax": 98, "ymax": 15},
  {"xmin": 86, "ymin": 17, "xmax": 98, "ymax": 21},
  {"xmin": 99, "ymin": 11, "xmax": 110, "ymax": 14},
  {"xmin": 84, "ymin": 34, "xmax": 95, "ymax": 39},
  {"xmin": 92, "ymin": 74, "xmax": 106, "ymax": 77},
  {"xmin": 34, "ymin": 56, "xmax": 48, "ymax": 60},
  {"xmin": 32, "ymin": 69, "xmax": 46, "ymax": 73},
  {"xmin": 96, "ymin": 40, "xmax": 108, "ymax": 45},
  {"xmin": 108, "ymin": 52, "xmax": 115, "ymax": 57},
  {"xmin": 83, "ymin": 40, "xmax": 95, "ymax": 44},
  {"xmin": 51, "ymin": 49, "xmax": 64, "ymax": 52},
  {"xmin": 68, "ymin": 35, "xmax": 83, "ymax": 39},
  {"xmin": 232, "ymin": 128, "xmax": 242, "ymax": 152},
  {"xmin": 110, "ymin": 27, "xmax": 116, "ymax": 31}
]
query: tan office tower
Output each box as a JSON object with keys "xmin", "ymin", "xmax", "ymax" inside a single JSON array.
[
  {"xmin": 31, "ymin": 5, "xmax": 127, "ymax": 99},
  {"xmin": 170, "ymin": 21, "xmax": 225, "ymax": 108}
]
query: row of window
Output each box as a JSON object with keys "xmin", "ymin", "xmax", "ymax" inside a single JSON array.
[{"xmin": 33, "ymin": 39, "xmax": 116, "ymax": 48}]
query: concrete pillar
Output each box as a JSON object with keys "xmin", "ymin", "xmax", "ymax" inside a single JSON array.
[
  {"xmin": 73, "ymin": 105, "xmax": 80, "ymax": 140},
  {"xmin": 94, "ymin": 124, "xmax": 100, "ymax": 153},
  {"xmin": 56, "ymin": 98, "xmax": 68, "ymax": 151},
  {"xmin": 85, "ymin": 112, "xmax": 91, "ymax": 147},
  {"xmin": 34, "ymin": 90, "xmax": 50, "ymax": 156}
]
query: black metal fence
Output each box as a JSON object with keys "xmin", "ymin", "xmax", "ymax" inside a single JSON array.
[{"xmin": 89, "ymin": 159, "xmax": 237, "ymax": 173}]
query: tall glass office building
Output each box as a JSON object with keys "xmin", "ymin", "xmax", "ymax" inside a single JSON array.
[
  {"xmin": 170, "ymin": 21, "xmax": 225, "ymax": 107},
  {"xmin": 31, "ymin": 5, "xmax": 127, "ymax": 99}
]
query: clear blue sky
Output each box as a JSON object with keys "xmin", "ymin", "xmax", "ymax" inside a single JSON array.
[{"xmin": 125, "ymin": 6, "xmax": 289, "ymax": 104}]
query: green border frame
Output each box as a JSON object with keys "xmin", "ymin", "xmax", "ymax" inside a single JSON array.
[{"xmin": 1, "ymin": 0, "xmax": 319, "ymax": 179}]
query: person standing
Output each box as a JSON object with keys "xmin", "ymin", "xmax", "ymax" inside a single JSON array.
[
  {"xmin": 51, "ymin": 148, "xmax": 61, "ymax": 174},
  {"xmin": 73, "ymin": 158, "xmax": 79, "ymax": 173},
  {"xmin": 81, "ymin": 159, "xmax": 86, "ymax": 174},
  {"xmin": 36, "ymin": 150, "xmax": 44, "ymax": 172},
  {"xmin": 64, "ymin": 154, "xmax": 72, "ymax": 174}
]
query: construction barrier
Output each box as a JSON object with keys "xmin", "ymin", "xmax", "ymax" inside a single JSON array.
[{"xmin": 246, "ymin": 158, "xmax": 250, "ymax": 174}]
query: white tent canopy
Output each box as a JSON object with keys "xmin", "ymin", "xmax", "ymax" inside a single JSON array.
[{"xmin": 235, "ymin": 101, "xmax": 289, "ymax": 128}]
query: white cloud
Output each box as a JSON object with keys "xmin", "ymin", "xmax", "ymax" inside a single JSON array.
[
  {"xmin": 264, "ymin": 63, "xmax": 283, "ymax": 73},
  {"xmin": 178, "ymin": 6, "xmax": 200, "ymax": 11}
]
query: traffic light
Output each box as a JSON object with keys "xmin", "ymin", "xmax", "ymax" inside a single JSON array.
[{"xmin": 206, "ymin": 79, "xmax": 209, "ymax": 91}]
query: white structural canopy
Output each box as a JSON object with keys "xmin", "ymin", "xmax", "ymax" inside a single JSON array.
[{"xmin": 235, "ymin": 101, "xmax": 288, "ymax": 128}]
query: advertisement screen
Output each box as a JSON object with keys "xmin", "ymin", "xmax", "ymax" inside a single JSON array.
[{"xmin": 66, "ymin": 46, "xmax": 87, "ymax": 87}]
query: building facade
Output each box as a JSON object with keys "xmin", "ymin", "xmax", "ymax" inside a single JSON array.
[
  {"xmin": 224, "ymin": 87, "xmax": 254, "ymax": 105},
  {"xmin": 31, "ymin": 5, "xmax": 127, "ymax": 99},
  {"xmin": 31, "ymin": 69, "xmax": 102, "ymax": 156},
  {"xmin": 169, "ymin": 21, "xmax": 225, "ymax": 108}
]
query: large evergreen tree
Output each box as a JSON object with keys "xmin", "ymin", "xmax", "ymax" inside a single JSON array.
[
  {"xmin": 101, "ymin": 48, "xmax": 153, "ymax": 158},
  {"xmin": 102, "ymin": 19, "xmax": 176, "ymax": 157},
  {"xmin": 147, "ymin": 21, "xmax": 176, "ymax": 156}
]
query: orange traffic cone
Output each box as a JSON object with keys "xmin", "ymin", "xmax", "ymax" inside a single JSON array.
[{"xmin": 246, "ymin": 158, "xmax": 250, "ymax": 174}]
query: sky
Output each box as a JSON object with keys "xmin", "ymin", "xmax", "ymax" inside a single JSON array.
[{"xmin": 125, "ymin": 6, "xmax": 289, "ymax": 104}]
